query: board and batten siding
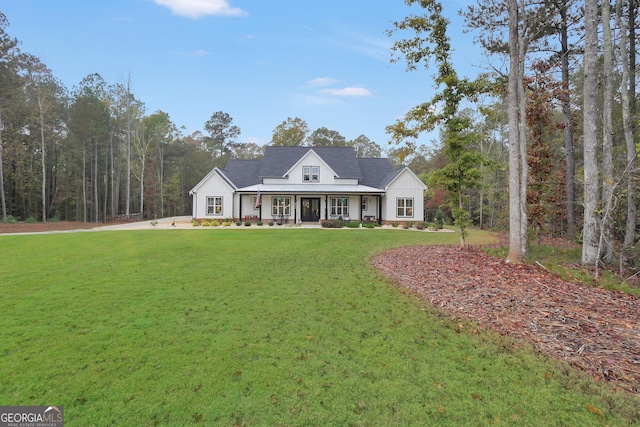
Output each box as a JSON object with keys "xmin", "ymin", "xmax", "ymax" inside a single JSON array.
[
  {"xmin": 192, "ymin": 173, "xmax": 234, "ymax": 219},
  {"xmin": 383, "ymin": 170, "xmax": 426, "ymax": 222}
]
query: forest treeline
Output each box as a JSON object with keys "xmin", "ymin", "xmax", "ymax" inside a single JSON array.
[
  {"xmin": 0, "ymin": 14, "xmax": 388, "ymax": 224},
  {"xmin": 0, "ymin": 1, "xmax": 638, "ymax": 268},
  {"xmin": 385, "ymin": 0, "xmax": 639, "ymax": 268}
]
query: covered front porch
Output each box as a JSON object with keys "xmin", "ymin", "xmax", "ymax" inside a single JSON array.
[{"xmin": 236, "ymin": 187, "xmax": 384, "ymax": 224}]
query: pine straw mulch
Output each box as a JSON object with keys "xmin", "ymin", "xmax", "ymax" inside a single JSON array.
[{"xmin": 372, "ymin": 245, "xmax": 640, "ymax": 395}]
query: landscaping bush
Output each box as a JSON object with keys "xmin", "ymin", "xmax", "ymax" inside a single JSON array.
[
  {"xmin": 268, "ymin": 221, "xmax": 274, "ymax": 226},
  {"xmin": 320, "ymin": 219, "xmax": 344, "ymax": 228},
  {"xmin": 344, "ymin": 221, "xmax": 360, "ymax": 228},
  {"xmin": 2, "ymin": 215, "xmax": 17, "ymax": 224},
  {"xmin": 25, "ymin": 217, "xmax": 37, "ymax": 224},
  {"xmin": 257, "ymin": 221, "xmax": 263, "ymax": 226},
  {"xmin": 201, "ymin": 220, "xmax": 211, "ymax": 227},
  {"xmin": 244, "ymin": 221, "xmax": 251, "ymax": 226},
  {"xmin": 235, "ymin": 221, "xmax": 242, "ymax": 226},
  {"xmin": 192, "ymin": 219, "xmax": 200, "ymax": 226},
  {"xmin": 210, "ymin": 219, "xmax": 220, "ymax": 227},
  {"xmin": 435, "ymin": 208, "xmax": 445, "ymax": 229},
  {"xmin": 362, "ymin": 222, "xmax": 376, "ymax": 229},
  {"xmin": 390, "ymin": 221, "xmax": 399, "ymax": 228},
  {"xmin": 222, "ymin": 220, "xmax": 232, "ymax": 226},
  {"xmin": 416, "ymin": 222, "xmax": 425, "ymax": 230}
]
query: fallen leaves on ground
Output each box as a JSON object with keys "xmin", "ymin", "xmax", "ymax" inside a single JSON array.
[{"xmin": 372, "ymin": 245, "xmax": 640, "ymax": 394}]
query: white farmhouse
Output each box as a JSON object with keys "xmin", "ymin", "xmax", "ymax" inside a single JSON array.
[{"xmin": 189, "ymin": 146, "xmax": 426, "ymax": 224}]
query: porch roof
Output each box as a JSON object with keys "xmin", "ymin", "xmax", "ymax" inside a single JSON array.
[{"xmin": 238, "ymin": 184, "xmax": 384, "ymax": 194}]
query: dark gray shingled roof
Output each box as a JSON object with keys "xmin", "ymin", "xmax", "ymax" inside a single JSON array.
[
  {"xmin": 258, "ymin": 146, "xmax": 363, "ymax": 179},
  {"xmin": 218, "ymin": 146, "xmax": 401, "ymax": 189},
  {"xmin": 222, "ymin": 159, "xmax": 262, "ymax": 188}
]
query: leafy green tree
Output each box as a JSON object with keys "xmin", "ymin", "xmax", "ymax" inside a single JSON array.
[
  {"xmin": 69, "ymin": 74, "xmax": 111, "ymax": 222},
  {"xmin": 204, "ymin": 111, "xmax": 240, "ymax": 164},
  {"xmin": 0, "ymin": 13, "xmax": 22, "ymax": 221},
  {"xmin": 308, "ymin": 127, "xmax": 347, "ymax": 147},
  {"xmin": 271, "ymin": 117, "xmax": 309, "ymax": 146},
  {"xmin": 349, "ymin": 134, "xmax": 381, "ymax": 157},
  {"xmin": 387, "ymin": 0, "xmax": 490, "ymax": 247},
  {"xmin": 24, "ymin": 54, "xmax": 67, "ymax": 222}
]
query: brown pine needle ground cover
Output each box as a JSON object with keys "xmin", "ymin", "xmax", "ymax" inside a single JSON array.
[{"xmin": 372, "ymin": 245, "xmax": 640, "ymax": 395}]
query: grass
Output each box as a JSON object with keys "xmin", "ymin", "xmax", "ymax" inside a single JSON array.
[{"xmin": 1, "ymin": 228, "xmax": 638, "ymax": 426}]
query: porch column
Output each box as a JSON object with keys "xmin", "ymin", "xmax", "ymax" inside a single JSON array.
[
  {"xmin": 239, "ymin": 194, "xmax": 242, "ymax": 222},
  {"xmin": 360, "ymin": 195, "xmax": 363, "ymax": 221},
  {"xmin": 294, "ymin": 195, "xmax": 297, "ymax": 224},
  {"xmin": 378, "ymin": 196, "xmax": 383, "ymax": 224},
  {"xmin": 324, "ymin": 195, "xmax": 328, "ymax": 220}
]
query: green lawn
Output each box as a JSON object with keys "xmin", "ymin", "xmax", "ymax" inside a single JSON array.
[{"xmin": 1, "ymin": 228, "xmax": 637, "ymax": 426}]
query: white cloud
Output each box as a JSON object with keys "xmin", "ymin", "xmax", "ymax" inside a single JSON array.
[
  {"xmin": 308, "ymin": 77, "xmax": 339, "ymax": 87},
  {"xmin": 154, "ymin": 0, "xmax": 247, "ymax": 18},
  {"xmin": 318, "ymin": 87, "xmax": 372, "ymax": 97}
]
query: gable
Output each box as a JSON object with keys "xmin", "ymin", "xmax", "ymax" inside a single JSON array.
[
  {"xmin": 189, "ymin": 167, "xmax": 235, "ymax": 195},
  {"xmin": 260, "ymin": 146, "xmax": 361, "ymax": 179},
  {"xmin": 385, "ymin": 167, "xmax": 427, "ymax": 190}
]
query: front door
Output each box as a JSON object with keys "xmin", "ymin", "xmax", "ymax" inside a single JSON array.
[{"xmin": 300, "ymin": 198, "xmax": 321, "ymax": 222}]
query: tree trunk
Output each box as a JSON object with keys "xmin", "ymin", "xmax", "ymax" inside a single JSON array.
[
  {"xmin": 82, "ymin": 140, "xmax": 87, "ymax": 222},
  {"xmin": 620, "ymin": 0, "xmax": 638, "ymax": 249},
  {"xmin": 601, "ymin": 0, "xmax": 614, "ymax": 264},
  {"xmin": 38, "ymin": 90, "xmax": 47, "ymax": 223},
  {"xmin": 560, "ymin": 3, "xmax": 576, "ymax": 239},
  {"xmin": 94, "ymin": 139, "xmax": 99, "ymax": 223},
  {"xmin": 507, "ymin": 0, "xmax": 524, "ymax": 263},
  {"xmin": 582, "ymin": 0, "xmax": 601, "ymax": 266},
  {"xmin": 0, "ymin": 110, "xmax": 6, "ymax": 221}
]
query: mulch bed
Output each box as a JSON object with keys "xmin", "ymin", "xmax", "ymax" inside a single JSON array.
[{"xmin": 372, "ymin": 245, "xmax": 640, "ymax": 394}]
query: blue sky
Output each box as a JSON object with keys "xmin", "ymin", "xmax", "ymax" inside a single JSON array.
[{"xmin": 3, "ymin": 0, "xmax": 481, "ymax": 148}]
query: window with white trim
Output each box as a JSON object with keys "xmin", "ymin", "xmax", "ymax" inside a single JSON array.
[
  {"xmin": 271, "ymin": 197, "xmax": 291, "ymax": 216},
  {"xmin": 207, "ymin": 196, "xmax": 223, "ymax": 215},
  {"xmin": 397, "ymin": 198, "xmax": 414, "ymax": 218},
  {"xmin": 330, "ymin": 197, "xmax": 349, "ymax": 217},
  {"xmin": 302, "ymin": 166, "xmax": 320, "ymax": 183}
]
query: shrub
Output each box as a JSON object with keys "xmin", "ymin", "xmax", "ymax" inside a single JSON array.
[
  {"xmin": 416, "ymin": 222, "xmax": 425, "ymax": 230},
  {"xmin": 268, "ymin": 221, "xmax": 274, "ymax": 226},
  {"xmin": 192, "ymin": 219, "xmax": 200, "ymax": 227},
  {"xmin": 2, "ymin": 215, "xmax": 17, "ymax": 224},
  {"xmin": 210, "ymin": 219, "xmax": 220, "ymax": 227},
  {"xmin": 321, "ymin": 219, "xmax": 344, "ymax": 228},
  {"xmin": 257, "ymin": 221, "xmax": 263, "ymax": 226},
  {"xmin": 344, "ymin": 221, "xmax": 360, "ymax": 228},
  {"xmin": 244, "ymin": 221, "xmax": 251, "ymax": 226},
  {"xmin": 235, "ymin": 221, "xmax": 242, "ymax": 226},
  {"xmin": 222, "ymin": 221, "xmax": 232, "ymax": 226},
  {"xmin": 435, "ymin": 209, "xmax": 445, "ymax": 229},
  {"xmin": 25, "ymin": 217, "xmax": 37, "ymax": 224},
  {"xmin": 390, "ymin": 221, "xmax": 399, "ymax": 228},
  {"xmin": 362, "ymin": 222, "xmax": 376, "ymax": 229},
  {"xmin": 201, "ymin": 220, "xmax": 211, "ymax": 227},
  {"xmin": 49, "ymin": 216, "xmax": 60, "ymax": 223},
  {"xmin": 406, "ymin": 221, "xmax": 415, "ymax": 228}
]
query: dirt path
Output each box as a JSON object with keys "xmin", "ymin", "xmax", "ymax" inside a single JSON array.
[{"xmin": 372, "ymin": 245, "xmax": 640, "ymax": 394}]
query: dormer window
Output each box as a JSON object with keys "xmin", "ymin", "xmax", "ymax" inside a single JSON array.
[{"xmin": 302, "ymin": 166, "xmax": 320, "ymax": 183}]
